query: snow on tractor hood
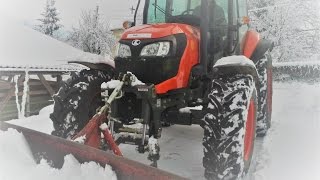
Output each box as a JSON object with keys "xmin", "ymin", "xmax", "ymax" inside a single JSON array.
[{"xmin": 121, "ymin": 23, "xmax": 197, "ymax": 40}]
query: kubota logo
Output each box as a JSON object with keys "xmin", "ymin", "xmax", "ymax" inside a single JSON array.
[{"xmin": 132, "ymin": 40, "xmax": 141, "ymax": 46}]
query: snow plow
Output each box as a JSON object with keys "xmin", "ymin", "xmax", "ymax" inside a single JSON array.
[
  {"xmin": 0, "ymin": 121, "xmax": 186, "ymax": 180},
  {"xmin": 4, "ymin": 0, "xmax": 274, "ymax": 179}
]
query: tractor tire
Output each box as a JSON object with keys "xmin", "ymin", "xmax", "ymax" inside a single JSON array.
[
  {"xmin": 255, "ymin": 53, "xmax": 273, "ymax": 137},
  {"xmin": 50, "ymin": 69, "xmax": 112, "ymax": 139},
  {"xmin": 202, "ymin": 74, "xmax": 257, "ymax": 180}
]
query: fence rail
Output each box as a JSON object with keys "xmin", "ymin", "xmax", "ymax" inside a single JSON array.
[
  {"xmin": 273, "ymin": 61, "xmax": 320, "ymax": 81},
  {"xmin": 0, "ymin": 71, "xmax": 67, "ymax": 121}
]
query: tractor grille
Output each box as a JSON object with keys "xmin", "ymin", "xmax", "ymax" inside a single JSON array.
[{"xmin": 114, "ymin": 34, "xmax": 187, "ymax": 85}]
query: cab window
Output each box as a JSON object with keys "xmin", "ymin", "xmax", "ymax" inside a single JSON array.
[
  {"xmin": 147, "ymin": 0, "xmax": 167, "ymax": 23},
  {"xmin": 215, "ymin": 0, "xmax": 229, "ymax": 24}
]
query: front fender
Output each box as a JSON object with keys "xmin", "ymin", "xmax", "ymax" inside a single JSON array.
[{"xmin": 211, "ymin": 56, "xmax": 259, "ymax": 88}]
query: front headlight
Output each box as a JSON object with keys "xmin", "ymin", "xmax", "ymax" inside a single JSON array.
[
  {"xmin": 116, "ymin": 43, "xmax": 131, "ymax": 58},
  {"xmin": 140, "ymin": 42, "xmax": 170, "ymax": 57}
]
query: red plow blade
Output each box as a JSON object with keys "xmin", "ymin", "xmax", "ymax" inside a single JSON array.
[{"xmin": 0, "ymin": 122, "xmax": 186, "ymax": 180}]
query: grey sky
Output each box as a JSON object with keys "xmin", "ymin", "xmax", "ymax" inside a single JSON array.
[{"xmin": 0, "ymin": 0, "xmax": 144, "ymax": 29}]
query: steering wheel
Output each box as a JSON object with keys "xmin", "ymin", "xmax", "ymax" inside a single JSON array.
[{"xmin": 181, "ymin": 9, "xmax": 195, "ymax": 15}]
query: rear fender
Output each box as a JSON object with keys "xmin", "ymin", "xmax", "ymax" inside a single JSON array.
[
  {"xmin": 69, "ymin": 61, "xmax": 115, "ymax": 76},
  {"xmin": 242, "ymin": 30, "xmax": 273, "ymax": 62},
  {"xmin": 250, "ymin": 40, "xmax": 274, "ymax": 63},
  {"xmin": 242, "ymin": 30, "xmax": 260, "ymax": 59}
]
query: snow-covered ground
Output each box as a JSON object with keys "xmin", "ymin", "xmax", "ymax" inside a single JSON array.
[
  {"xmin": 250, "ymin": 82, "xmax": 320, "ymax": 180},
  {"xmin": 1, "ymin": 82, "xmax": 320, "ymax": 180},
  {"xmin": 0, "ymin": 129, "xmax": 117, "ymax": 180},
  {"xmin": 1, "ymin": 107, "xmax": 117, "ymax": 180}
]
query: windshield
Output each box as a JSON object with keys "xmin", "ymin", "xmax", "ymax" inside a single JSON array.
[{"xmin": 146, "ymin": 0, "xmax": 201, "ymax": 24}]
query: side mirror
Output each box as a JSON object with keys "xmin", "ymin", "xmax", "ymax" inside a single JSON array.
[{"xmin": 123, "ymin": 21, "xmax": 134, "ymax": 29}]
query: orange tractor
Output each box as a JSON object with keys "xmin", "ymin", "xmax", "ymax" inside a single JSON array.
[{"xmin": 1, "ymin": 0, "xmax": 273, "ymax": 179}]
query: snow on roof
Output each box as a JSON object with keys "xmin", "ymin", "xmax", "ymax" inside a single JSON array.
[{"xmin": 0, "ymin": 16, "xmax": 114, "ymax": 71}]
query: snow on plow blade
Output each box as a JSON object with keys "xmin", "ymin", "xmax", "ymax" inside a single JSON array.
[{"xmin": 0, "ymin": 122, "xmax": 186, "ymax": 180}]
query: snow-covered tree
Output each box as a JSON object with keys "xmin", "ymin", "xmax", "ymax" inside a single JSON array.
[
  {"xmin": 248, "ymin": 0, "xmax": 320, "ymax": 62},
  {"xmin": 68, "ymin": 6, "xmax": 116, "ymax": 57},
  {"xmin": 37, "ymin": 0, "xmax": 62, "ymax": 37}
]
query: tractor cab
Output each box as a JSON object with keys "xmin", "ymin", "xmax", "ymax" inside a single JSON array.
[
  {"xmin": 115, "ymin": 0, "xmax": 250, "ymax": 93},
  {"xmin": 144, "ymin": 0, "xmax": 202, "ymax": 27}
]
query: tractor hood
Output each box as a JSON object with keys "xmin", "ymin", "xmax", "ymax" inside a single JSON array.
[{"xmin": 121, "ymin": 23, "xmax": 194, "ymax": 40}]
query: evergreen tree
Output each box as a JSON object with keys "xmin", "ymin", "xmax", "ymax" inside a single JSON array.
[
  {"xmin": 68, "ymin": 6, "xmax": 116, "ymax": 57},
  {"xmin": 37, "ymin": 0, "xmax": 62, "ymax": 37}
]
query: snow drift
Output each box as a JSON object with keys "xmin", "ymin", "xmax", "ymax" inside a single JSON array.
[
  {"xmin": 3, "ymin": 105, "xmax": 118, "ymax": 180},
  {"xmin": 0, "ymin": 128, "xmax": 117, "ymax": 180}
]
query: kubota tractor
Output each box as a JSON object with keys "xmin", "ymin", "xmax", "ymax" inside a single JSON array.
[{"xmin": 50, "ymin": 0, "xmax": 273, "ymax": 179}]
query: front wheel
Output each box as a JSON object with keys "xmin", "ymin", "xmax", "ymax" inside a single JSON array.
[
  {"xmin": 202, "ymin": 74, "xmax": 258, "ymax": 180},
  {"xmin": 50, "ymin": 69, "xmax": 112, "ymax": 139}
]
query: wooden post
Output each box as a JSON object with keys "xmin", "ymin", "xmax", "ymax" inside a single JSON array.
[
  {"xmin": 25, "ymin": 80, "xmax": 30, "ymax": 117},
  {"xmin": 0, "ymin": 75, "xmax": 25, "ymax": 113},
  {"xmin": 0, "ymin": 87, "xmax": 15, "ymax": 113},
  {"xmin": 37, "ymin": 74, "xmax": 55, "ymax": 96},
  {"xmin": 56, "ymin": 75, "xmax": 63, "ymax": 91}
]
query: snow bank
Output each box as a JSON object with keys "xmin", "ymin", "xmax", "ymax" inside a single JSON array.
[
  {"xmin": 9, "ymin": 105, "xmax": 54, "ymax": 134},
  {"xmin": 0, "ymin": 128, "xmax": 117, "ymax": 180}
]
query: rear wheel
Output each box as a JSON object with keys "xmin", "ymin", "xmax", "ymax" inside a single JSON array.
[
  {"xmin": 50, "ymin": 69, "xmax": 112, "ymax": 139},
  {"xmin": 255, "ymin": 53, "xmax": 273, "ymax": 136},
  {"xmin": 202, "ymin": 74, "xmax": 257, "ymax": 180}
]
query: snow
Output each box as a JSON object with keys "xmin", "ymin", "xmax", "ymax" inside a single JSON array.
[
  {"xmin": 248, "ymin": 82, "xmax": 320, "ymax": 180},
  {"xmin": 14, "ymin": 75, "xmax": 21, "ymax": 119},
  {"xmin": 0, "ymin": 129, "xmax": 117, "ymax": 180},
  {"xmin": 2, "ymin": 105, "xmax": 117, "ymax": 180},
  {"xmin": 101, "ymin": 80, "xmax": 121, "ymax": 89},
  {"xmin": 20, "ymin": 69, "xmax": 30, "ymax": 118},
  {"xmin": 179, "ymin": 106, "xmax": 203, "ymax": 113},
  {"xmin": 74, "ymin": 82, "xmax": 89, "ymax": 91},
  {"xmin": 8, "ymin": 105, "xmax": 54, "ymax": 134},
  {"xmin": 148, "ymin": 136, "xmax": 159, "ymax": 155},
  {"xmin": 99, "ymin": 123, "xmax": 109, "ymax": 131},
  {"xmin": 118, "ymin": 82, "xmax": 320, "ymax": 180},
  {"xmin": 73, "ymin": 135, "xmax": 87, "ymax": 144},
  {"xmin": 0, "ymin": 15, "xmax": 114, "ymax": 71},
  {"xmin": 214, "ymin": 56, "xmax": 255, "ymax": 68},
  {"xmin": 127, "ymin": 72, "xmax": 145, "ymax": 86},
  {"xmin": 101, "ymin": 72, "xmax": 145, "ymax": 90},
  {"xmin": 4, "ymin": 82, "xmax": 320, "ymax": 180}
]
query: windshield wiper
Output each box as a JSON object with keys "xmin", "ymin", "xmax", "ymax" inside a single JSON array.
[
  {"xmin": 152, "ymin": 3, "xmax": 184, "ymax": 23},
  {"xmin": 152, "ymin": 3, "xmax": 170, "ymax": 18}
]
